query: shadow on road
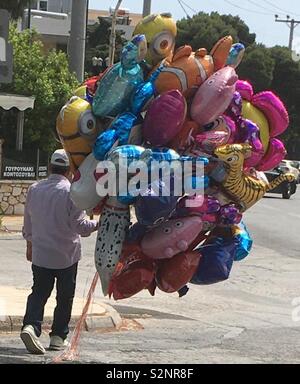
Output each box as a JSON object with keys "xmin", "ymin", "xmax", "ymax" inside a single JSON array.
[
  {"xmin": 112, "ymin": 305, "xmax": 196, "ymax": 321},
  {"xmin": 0, "ymin": 346, "xmax": 47, "ymax": 364}
]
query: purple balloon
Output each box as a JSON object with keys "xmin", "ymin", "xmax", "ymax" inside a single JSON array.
[
  {"xmin": 218, "ymin": 204, "xmax": 243, "ymax": 226},
  {"xmin": 143, "ymin": 90, "xmax": 187, "ymax": 146},
  {"xmin": 227, "ymin": 91, "xmax": 243, "ymax": 120}
]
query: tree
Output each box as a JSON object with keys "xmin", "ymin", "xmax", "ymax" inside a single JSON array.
[
  {"xmin": 238, "ymin": 44, "xmax": 275, "ymax": 91},
  {"xmin": 0, "ymin": 24, "xmax": 79, "ymax": 153},
  {"xmin": 85, "ymin": 17, "xmax": 125, "ymax": 77},
  {"xmin": 176, "ymin": 12, "xmax": 256, "ymax": 52},
  {"xmin": 269, "ymin": 46, "xmax": 300, "ymax": 158},
  {"xmin": 0, "ymin": 0, "xmax": 29, "ymax": 20}
]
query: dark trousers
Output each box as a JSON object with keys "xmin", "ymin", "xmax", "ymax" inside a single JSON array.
[{"xmin": 23, "ymin": 263, "xmax": 78, "ymax": 340}]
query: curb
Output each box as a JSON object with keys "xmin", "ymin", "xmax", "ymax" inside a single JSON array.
[{"xmin": 0, "ymin": 304, "xmax": 122, "ymax": 333}]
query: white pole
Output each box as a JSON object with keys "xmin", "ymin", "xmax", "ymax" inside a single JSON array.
[{"xmin": 109, "ymin": 0, "xmax": 123, "ymax": 66}]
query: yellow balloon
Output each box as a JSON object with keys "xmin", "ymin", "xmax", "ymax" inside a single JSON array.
[
  {"xmin": 56, "ymin": 97, "xmax": 99, "ymax": 172},
  {"xmin": 242, "ymin": 101, "xmax": 270, "ymax": 153},
  {"xmin": 74, "ymin": 85, "xmax": 87, "ymax": 99},
  {"xmin": 134, "ymin": 13, "xmax": 177, "ymax": 66}
]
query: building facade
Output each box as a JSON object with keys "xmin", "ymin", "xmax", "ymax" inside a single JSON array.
[{"xmin": 22, "ymin": 1, "xmax": 142, "ymax": 52}]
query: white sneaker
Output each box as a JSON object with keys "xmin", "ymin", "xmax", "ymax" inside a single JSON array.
[
  {"xmin": 49, "ymin": 335, "xmax": 70, "ymax": 351},
  {"xmin": 20, "ymin": 325, "xmax": 46, "ymax": 355}
]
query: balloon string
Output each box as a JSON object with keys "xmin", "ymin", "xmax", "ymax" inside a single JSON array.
[{"xmin": 51, "ymin": 272, "xmax": 99, "ymax": 363}]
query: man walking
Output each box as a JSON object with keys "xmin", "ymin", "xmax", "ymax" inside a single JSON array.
[{"xmin": 21, "ymin": 149, "xmax": 98, "ymax": 355}]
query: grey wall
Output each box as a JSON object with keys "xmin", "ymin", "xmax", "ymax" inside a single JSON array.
[{"xmin": 47, "ymin": 0, "xmax": 72, "ymax": 14}]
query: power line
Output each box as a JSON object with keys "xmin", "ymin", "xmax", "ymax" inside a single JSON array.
[
  {"xmin": 223, "ymin": 0, "xmax": 272, "ymax": 15},
  {"xmin": 179, "ymin": 0, "xmax": 197, "ymax": 14},
  {"xmin": 246, "ymin": 0, "xmax": 281, "ymax": 14},
  {"xmin": 177, "ymin": 0, "xmax": 191, "ymax": 19},
  {"xmin": 262, "ymin": 0, "xmax": 300, "ymax": 18}
]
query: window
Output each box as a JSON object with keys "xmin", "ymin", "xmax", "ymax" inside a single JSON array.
[{"xmin": 39, "ymin": 1, "xmax": 48, "ymax": 11}]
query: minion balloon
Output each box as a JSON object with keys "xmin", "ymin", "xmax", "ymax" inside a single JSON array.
[
  {"xmin": 56, "ymin": 96, "xmax": 103, "ymax": 172},
  {"xmin": 133, "ymin": 13, "xmax": 177, "ymax": 66}
]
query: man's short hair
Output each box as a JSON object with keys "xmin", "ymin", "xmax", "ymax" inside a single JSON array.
[{"xmin": 50, "ymin": 164, "xmax": 70, "ymax": 176}]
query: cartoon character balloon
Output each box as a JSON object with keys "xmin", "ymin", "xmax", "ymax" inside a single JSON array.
[
  {"xmin": 141, "ymin": 216, "xmax": 203, "ymax": 259},
  {"xmin": 92, "ymin": 34, "xmax": 147, "ymax": 118},
  {"xmin": 191, "ymin": 67, "xmax": 238, "ymax": 126},
  {"xmin": 133, "ymin": 13, "xmax": 177, "ymax": 66},
  {"xmin": 56, "ymin": 97, "xmax": 104, "ymax": 172}
]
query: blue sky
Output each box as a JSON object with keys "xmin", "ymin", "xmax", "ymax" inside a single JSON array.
[{"xmin": 89, "ymin": 0, "xmax": 300, "ymax": 48}]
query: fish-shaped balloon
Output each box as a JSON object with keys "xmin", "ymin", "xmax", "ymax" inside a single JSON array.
[
  {"xmin": 92, "ymin": 34, "xmax": 147, "ymax": 118},
  {"xmin": 191, "ymin": 67, "xmax": 238, "ymax": 126},
  {"xmin": 95, "ymin": 197, "xmax": 130, "ymax": 296}
]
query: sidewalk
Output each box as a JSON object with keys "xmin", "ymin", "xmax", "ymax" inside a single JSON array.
[
  {"xmin": 0, "ymin": 215, "xmax": 122, "ymax": 333},
  {"xmin": 0, "ymin": 215, "xmax": 23, "ymax": 233},
  {"xmin": 0, "ymin": 285, "xmax": 122, "ymax": 333}
]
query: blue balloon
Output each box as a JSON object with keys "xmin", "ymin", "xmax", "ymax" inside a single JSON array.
[
  {"xmin": 150, "ymin": 147, "xmax": 181, "ymax": 163},
  {"xmin": 135, "ymin": 178, "xmax": 180, "ymax": 228},
  {"xmin": 130, "ymin": 65, "xmax": 163, "ymax": 115},
  {"xmin": 191, "ymin": 237, "xmax": 237, "ymax": 285},
  {"xmin": 110, "ymin": 112, "xmax": 139, "ymax": 145},
  {"xmin": 92, "ymin": 35, "xmax": 146, "ymax": 118},
  {"xmin": 117, "ymin": 195, "xmax": 137, "ymax": 206},
  {"xmin": 226, "ymin": 43, "xmax": 245, "ymax": 69},
  {"xmin": 233, "ymin": 222, "xmax": 253, "ymax": 261},
  {"xmin": 93, "ymin": 114, "xmax": 143, "ymax": 161},
  {"xmin": 106, "ymin": 145, "xmax": 151, "ymax": 165},
  {"xmin": 93, "ymin": 130, "xmax": 118, "ymax": 161}
]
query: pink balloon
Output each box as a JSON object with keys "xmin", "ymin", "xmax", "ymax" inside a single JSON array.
[
  {"xmin": 252, "ymin": 92, "xmax": 289, "ymax": 138},
  {"xmin": 191, "ymin": 67, "xmax": 238, "ymax": 126},
  {"xmin": 256, "ymin": 138, "xmax": 287, "ymax": 172},
  {"xmin": 236, "ymin": 80, "xmax": 253, "ymax": 101},
  {"xmin": 143, "ymin": 90, "xmax": 187, "ymax": 146},
  {"xmin": 244, "ymin": 148, "xmax": 264, "ymax": 169},
  {"xmin": 141, "ymin": 216, "xmax": 203, "ymax": 260},
  {"xmin": 195, "ymin": 116, "xmax": 236, "ymax": 153}
]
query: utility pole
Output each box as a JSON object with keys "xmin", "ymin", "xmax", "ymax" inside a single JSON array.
[
  {"xmin": 275, "ymin": 15, "xmax": 300, "ymax": 50},
  {"xmin": 68, "ymin": 0, "xmax": 88, "ymax": 82},
  {"xmin": 109, "ymin": 0, "xmax": 123, "ymax": 66},
  {"xmin": 143, "ymin": 0, "xmax": 151, "ymax": 17},
  {"xmin": 27, "ymin": 0, "xmax": 31, "ymax": 29}
]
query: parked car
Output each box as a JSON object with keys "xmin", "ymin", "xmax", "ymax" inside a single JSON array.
[
  {"xmin": 264, "ymin": 167, "xmax": 297, "ymax": 199},
  {"xmin": 280, "ymin": 160, "xmax": 300, "ymax": 183}
]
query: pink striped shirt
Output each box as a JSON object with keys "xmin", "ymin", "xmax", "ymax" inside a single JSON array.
[{"xmin": 23, "ymin": 174, "xmax": 98, "ymax": 269}]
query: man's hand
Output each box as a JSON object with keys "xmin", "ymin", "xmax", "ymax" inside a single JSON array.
[{"xmin": 26, "ymin": 241, "xmax": 32, "ymax": 262}]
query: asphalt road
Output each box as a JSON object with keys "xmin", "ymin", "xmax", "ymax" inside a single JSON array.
[{"xmin": 1, "ymin": 189, "xmax": 300, "ymax": 364}]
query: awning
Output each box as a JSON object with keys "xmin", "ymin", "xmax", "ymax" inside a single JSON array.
[{"xmin": 0, "ymin": 93, "xmax": 35, "ymax": 111}]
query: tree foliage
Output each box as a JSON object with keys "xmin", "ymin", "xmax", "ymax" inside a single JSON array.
[
  {"xmin": 85, "ymin": 17, "xmax": 125, "ymax": 77},
  {"xmin": 0, "ymin": 0, "xmax": 29, "ymax": 20},
  {"xmin": 0, "ymin": 24, "xmax": 79, "ymax": 152},
  {"xmin": 176, "ymin": 12, "xmax": 256, "ymax": 51},
  {"xmin": 238, "ymin": 44, "xmax": 275, "ymax": 91}
]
